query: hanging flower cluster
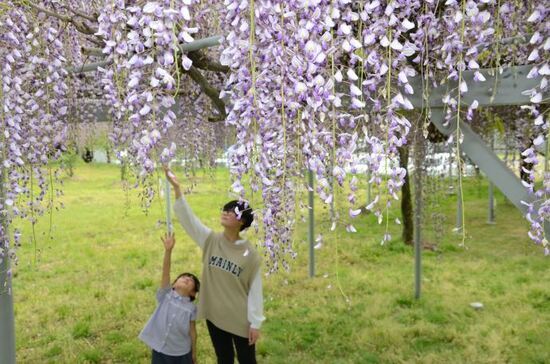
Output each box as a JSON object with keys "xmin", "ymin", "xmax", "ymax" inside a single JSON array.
[
  {"xmin": 97, "ymin": 0, "xmax": 200, "ymax": 178},
  {"xmin": 1, "ymin": 3, "xmax": 69, "ymax": 266},
  {"xmin": 218, "ymin": 0, "xmax": 549, "ymax": 268},
  {"xmin": 341, "ymin": 1, "xmax": 418, "ymax": 242},
  {"xmin": 167, "ymin": 93, "xmax": 226, "ymax": 176},
  {"xmin": 220, "ymin": 0, "xmax": 361, "ymax": 271},
  {"xmin": 220, "ymin": 0, "xmax": 286, "ymax": 271},
  {"xmin": 2, "ymin": 0, "xmax": 549, "ymax": 275},
  {"xmin": 522, "ymin": 5, "xmax": 549, "ymax": 254}
]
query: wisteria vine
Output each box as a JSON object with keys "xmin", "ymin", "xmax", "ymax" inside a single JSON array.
[{"xmin": 1, "ymin": 0, "xmax": 548, "ymax": 277}]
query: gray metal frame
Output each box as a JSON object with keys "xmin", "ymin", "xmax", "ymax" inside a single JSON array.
[{"xmin": 407, "ymin": 64, "xmax": 548, "ymax": 299}]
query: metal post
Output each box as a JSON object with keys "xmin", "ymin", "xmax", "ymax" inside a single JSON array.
[
  {"xmin": 447, "ymin": 148, "xmax": 455, "ymax": 195},
  {"xmin": 366, "ymin": 170, "xmax": 372, "ymax": 205},
  {"xmin": 308, "ymin": 170, "xmax": 315, "ymax": 278},
  {"xmin": 455, "ymin": 189, "xmax": 463, "ymax": 232},
  {"xmin": 448, "ymin": 152, "xmax": 453, "ymax": 181},
  {"xmin": 488, "ymin": 133, "xmax": 496, "ymax": 224},
  {"xmin": 165, "ymin": 178, "xmax": 173, "ymax": 234},
  {"xmin": 0, "ymin": 165, "xmax": 16, "ymax": 364},
  {"xmin": 488, "ymin": 181, "xmax": 496, "ymax": 224},
  {"xmin": 454, "ymin": 144, "xmax": 463, "ymax": 233},
  {"xmin": 413, "ymin": 147, "xmax": 422, "ymax": 300}
]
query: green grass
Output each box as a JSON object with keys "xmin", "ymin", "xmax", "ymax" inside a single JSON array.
[{"xmin": 12, "ymin": 162, "xmax": 550, "ymax": 363}]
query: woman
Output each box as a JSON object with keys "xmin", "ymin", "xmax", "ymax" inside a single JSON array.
[{"xmin": 164, "ymin": 166, "xmax": 264, "ymax": 364}]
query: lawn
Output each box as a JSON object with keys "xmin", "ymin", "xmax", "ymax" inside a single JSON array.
[{"xmin": 12, "ymin": 162, "xmax": 549, "ymax": 363}]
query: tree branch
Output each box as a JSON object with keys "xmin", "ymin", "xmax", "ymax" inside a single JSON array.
[
  {"xmin": 61, "ymin": 5, "xmax": 98, "ymax": 22},
  {"xmin": 26, "ymin": 2, "xmax": 70, "ymax": 22},
  {"xmin": 66, "ymin": 60, "xmax": 112, "ymax": 74},
  {"xmin": 188, "ymin": 51, "xmax": 230, "ymax": 73},
  {"xmin": 81, "ymin": 47, "xmax": 104, "ymax": 57},
  {"xmin": 183, "ymin": 66, "xmax": 227, "ymax": 121},
  {"xmin": 26, "ymin": 2, "xmax": 99, "ymax": 37}
]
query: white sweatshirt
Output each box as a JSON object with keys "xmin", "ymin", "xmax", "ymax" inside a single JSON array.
[{"xmin": 173, "ymin": 197, "xmax": 265, "ymax": 329}]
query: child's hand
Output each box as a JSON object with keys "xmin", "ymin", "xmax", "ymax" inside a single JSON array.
[{"xmin": 161, "ymin": 232, "xmax": 175, "ymax": 251}]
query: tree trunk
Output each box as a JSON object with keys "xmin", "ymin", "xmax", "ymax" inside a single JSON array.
[
  {"xmin": 82, "ymin": 148, "xmax": 94, "ymax": 163},
  {"xmin": 398, "ymin": 146, "xmax": 414, "ymax": 245},
  {"xmin": 519, "ymin": 139, "xmax": 534, "ymax": 184},
  {"xmin": 520, "ymin": 159, "xmax": 533, "ymax": 184}
]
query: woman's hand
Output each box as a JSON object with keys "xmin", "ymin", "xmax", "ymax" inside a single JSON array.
[
  {"xmin": 248, "ymin": 327, "xmax": 260, "ymax": 345},
  {"xmin": 163, "ymin": 165, "xmax": 181, "ymax": 189},
  {"xmin": 163, "ymin": 165, "xmax": 183, "ymax": 199},
  {"xmin": 161, "ymin": 232, "xmax": 175, "ymax": 251}
]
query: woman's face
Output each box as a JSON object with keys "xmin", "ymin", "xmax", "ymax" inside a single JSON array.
[{"xmin": 220, "ymin": 208, "xmax": 243, "ymax": 230}]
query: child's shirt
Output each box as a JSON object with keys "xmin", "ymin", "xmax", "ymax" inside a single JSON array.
[{"xmin": 139, "ymin": 287, "xmax": 197, "ymax": 356}]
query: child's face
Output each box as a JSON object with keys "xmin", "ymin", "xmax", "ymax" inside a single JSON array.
[{"xmin": 174, "ymin": 275, "xmax": 196, "ymax": 297}]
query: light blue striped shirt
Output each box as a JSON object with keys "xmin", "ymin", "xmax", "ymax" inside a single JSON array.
[{"xmin": 139, "ymin": 287, "xmax": 197, "ymax": 356}]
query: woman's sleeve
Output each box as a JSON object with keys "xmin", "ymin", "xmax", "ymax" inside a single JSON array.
[
  {"xmin": 247, "ymin": 269, "xmax": 265, "ymax": 329},
  {"xmin": 173, "ymin": 196, "xmax": 211, "ymax": 249}
]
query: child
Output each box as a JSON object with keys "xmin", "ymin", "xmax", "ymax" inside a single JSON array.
[{"xmin": 139, "ymin": 232, "xmax": 200, "ymax": 364}]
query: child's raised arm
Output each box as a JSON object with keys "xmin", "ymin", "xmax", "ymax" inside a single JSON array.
[{"xmin": 160, "ymin": 233, "xmax": 175, "ymax": 288}]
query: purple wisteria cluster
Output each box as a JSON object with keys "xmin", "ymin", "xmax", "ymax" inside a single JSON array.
[
  {"xmin": 339, "ymin": 1, "xmax": 417, "ymax": 242},
  {"xmin": 1, "ymin": 3, "xmax": 69, "ymax": 267},
  {"xmin": 523, "ymin": 5, "xmax": 549, "ymax": 253},
  {"xmin": 217, "ymin": 0, "xmax": 549, "ymax": 268},
  {"xmin": 1, "ymin": 0, "xmax": 549, "ymax": 274},
  {"xmin": 220, "ymin": 0, "xmax": 363, "ymax": 271},
  {"xmin": 97, "ymin": 0, "xmax": 199, "ymax": 177}
]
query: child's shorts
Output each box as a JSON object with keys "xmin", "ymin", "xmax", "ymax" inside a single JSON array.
[{"xmin": 152, "ymin": 349, "xmax": 192, "ymax": 364}]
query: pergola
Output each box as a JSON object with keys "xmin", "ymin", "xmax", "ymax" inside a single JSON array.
[{"xmin": 1, "ymin": 30, "xmax": 548, "ymax": 364}]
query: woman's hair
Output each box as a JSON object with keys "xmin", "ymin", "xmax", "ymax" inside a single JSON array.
[
  {"xmin": 223, "ymin": 200, "xmax": 254, "ymax": 231},
  {"xmin": 172, "ymin": 272, "xmax": 200, "ymax": 301}
]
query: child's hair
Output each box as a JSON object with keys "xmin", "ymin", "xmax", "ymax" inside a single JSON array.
[
  {"xmin": 172, "ymin": 272, "xmax": 200, "ymax": 301},
  {"xmin": 223, "ymin": 200, "xmax": 254, "ymax": 231}
]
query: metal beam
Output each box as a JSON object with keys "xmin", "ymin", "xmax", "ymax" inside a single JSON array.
[
  {"xmin": 179, "ymin": 35, "xmax": 222, "ymax": 53},
  {"xmin": 429, "ymin": 108, "xmax": 549, "ymax": 238},
  {"xmin": 66, "ymin": 60, "xmax": 111, "ymax": 74},
  {"xmin": 72, "ymin": 63, "xmax": 547, "ymax": 123},
  {"xmin": 406, "ymin": 65, "xmax": 546, "ymax": 108},
  {"xmin": 67, "ymin": 35, "xmax": 223, "ymax": 74}
]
